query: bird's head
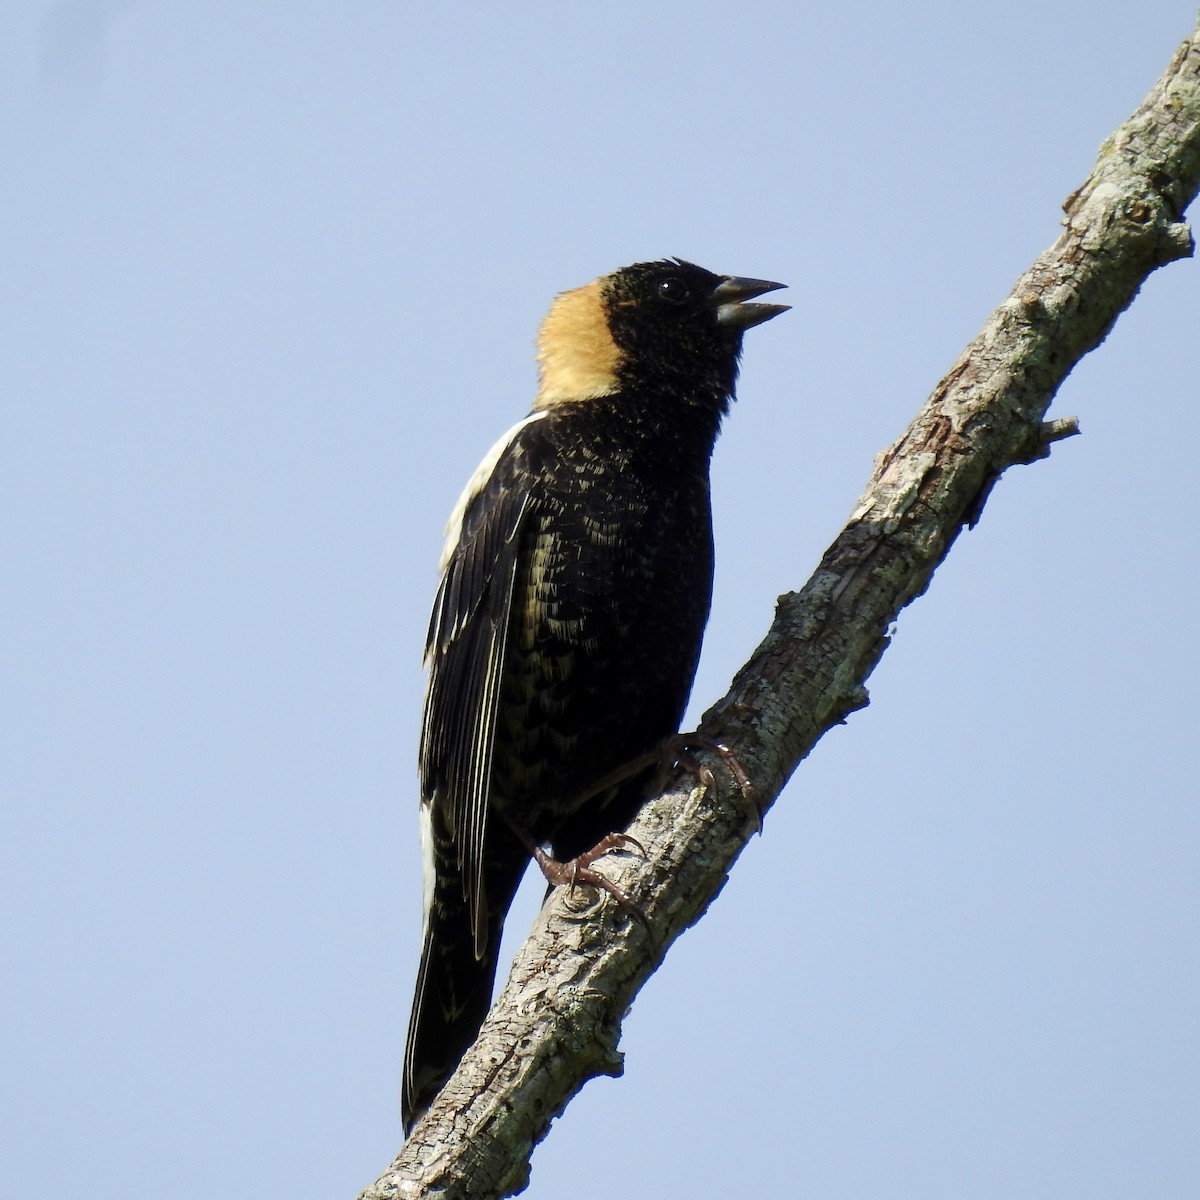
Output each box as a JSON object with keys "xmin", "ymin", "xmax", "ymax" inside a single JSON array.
[{"xmin": 534, "ymin": 258, "xmax": 788, "ymax": 410}]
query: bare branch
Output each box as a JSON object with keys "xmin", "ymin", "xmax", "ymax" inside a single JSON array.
[{"xmin": 362, "ymin": 18, "xmax": 1200, "ymax": 1199}]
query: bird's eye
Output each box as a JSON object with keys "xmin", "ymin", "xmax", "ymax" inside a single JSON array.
[{"xmin": 656, "ymin": 276, "xmax": 690, "ymax": 304}]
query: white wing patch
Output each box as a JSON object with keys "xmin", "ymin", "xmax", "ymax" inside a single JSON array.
[{"xmin": 418, "ymin": 799, "xmax": 435, "ymax": 941}]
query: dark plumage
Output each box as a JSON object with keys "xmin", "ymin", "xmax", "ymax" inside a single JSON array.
[{"xmin": 403, "ymin": 258, "xmax": 787, "ymax": 1130}]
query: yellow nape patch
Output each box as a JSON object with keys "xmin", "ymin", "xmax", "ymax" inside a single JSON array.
[{"xmin": 534, "ymin": 279, "xmax": 622, "ymax": 408}]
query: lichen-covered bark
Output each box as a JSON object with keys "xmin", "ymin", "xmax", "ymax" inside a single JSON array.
[{"xmin": 360, "ymin": 22, "xmax": 1200, "ymax": 1200}]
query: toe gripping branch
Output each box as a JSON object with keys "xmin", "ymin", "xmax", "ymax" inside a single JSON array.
[
  {"xmin": 530, "ymin": 833, "xmax": 648, "ymax": 932},
  {"xmin": 659, "ymin": 733, "xmax": 762, "ymax": 835},
  {"xmin": 504, "ymin": 815, "xmax": 650, "ymax": 933},
  {"xmin": 502, "ymin": 729, "xmax": 760, "ymax": 939}
]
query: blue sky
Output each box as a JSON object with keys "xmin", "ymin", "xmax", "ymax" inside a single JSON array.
[{"xmin": 2, "ymin": 3, "xmax": 1197, "ymax": 1197}]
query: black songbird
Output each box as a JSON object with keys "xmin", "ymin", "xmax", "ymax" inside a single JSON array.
[{"xmin": 403, "ymin": 259, "xmax": 787, "ymax": 1130}]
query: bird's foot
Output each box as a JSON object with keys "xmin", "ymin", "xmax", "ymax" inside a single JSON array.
[
  {"xmin": 660, "ymin": 733, "xmax": 761, "ymax": 834},
  {"xmin": 530, "ymin": 834, "xmax": 650, "ymax": 932}
]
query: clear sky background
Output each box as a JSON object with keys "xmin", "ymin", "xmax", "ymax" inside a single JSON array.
[{"xmin": 3, "ymin": 3, "xmax": 1197, "ymax": 1198}]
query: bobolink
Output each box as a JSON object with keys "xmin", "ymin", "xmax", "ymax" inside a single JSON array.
[{"xmin": 403, "ymin": 258, "xmax": 787, "ymax": 1130}]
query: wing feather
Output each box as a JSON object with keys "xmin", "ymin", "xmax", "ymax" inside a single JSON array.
[{"xmin": 420, "ymin": 421, "xmax": 538, "ymax": 958}]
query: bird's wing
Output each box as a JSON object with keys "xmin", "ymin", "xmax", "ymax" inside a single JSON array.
[{"xmin": 419, "ymin": 419, "xmax": 539, "ymax": 958}]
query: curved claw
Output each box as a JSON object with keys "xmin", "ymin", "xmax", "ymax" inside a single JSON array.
[
  {"xmin": 666, "ymin": 733, "xmax": 762, "ymax": 835},
  {"xmin": 530, "ymin": 841, "xmax": 649, "ymax": 934}
]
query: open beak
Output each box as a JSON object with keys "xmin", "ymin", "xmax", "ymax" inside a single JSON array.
[{"xmin": 711, "ymin": 275, "xmax": 789, "ymax": 330}]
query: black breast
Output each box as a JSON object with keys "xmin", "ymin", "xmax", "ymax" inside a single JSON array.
[{"xmin": 490, "ymin": 398, "xmax": 718, "ymax": 858}]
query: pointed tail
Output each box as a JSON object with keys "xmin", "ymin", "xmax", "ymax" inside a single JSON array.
[{"xmin": 402, "ymin": 818, "xmax": 528, "ymax": 1133}]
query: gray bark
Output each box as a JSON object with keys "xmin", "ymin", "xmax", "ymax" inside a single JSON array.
[{"xmin": 361, "ymin": 19, "xmax": 1200, "ymax": 1199}]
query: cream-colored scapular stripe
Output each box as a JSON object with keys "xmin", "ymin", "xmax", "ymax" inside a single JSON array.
[
  {"xmin": 438, "ymin": 411, "xmax": 547, "ymax": 573},
  {"xmin": 534, "ymin": 278, "xmax": 623, "ymax": 408},
  {"xmin": 439, "ymin": 277, "xmax": 619, "ymax": 574}
]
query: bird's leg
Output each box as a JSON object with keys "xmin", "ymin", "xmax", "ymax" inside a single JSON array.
[
  {"xmin": 501, "ymin": 815, "xmax": 649, "ymax": 931},
  {"xmin": 568, "ymin": 734, "xmax": 760, "ymax": 832},
  {"xmin": 567, "ymin": 749, "xmax": 660, "ymax": 808},
  {"xmin": 659, "ymin": 732, "xmax": 762, "ymax": 834}
]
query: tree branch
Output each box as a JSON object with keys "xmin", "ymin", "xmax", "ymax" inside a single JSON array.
[{"xmin": 361, "ymin": 19, "xmax": 1200, "ymax": 1199}]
